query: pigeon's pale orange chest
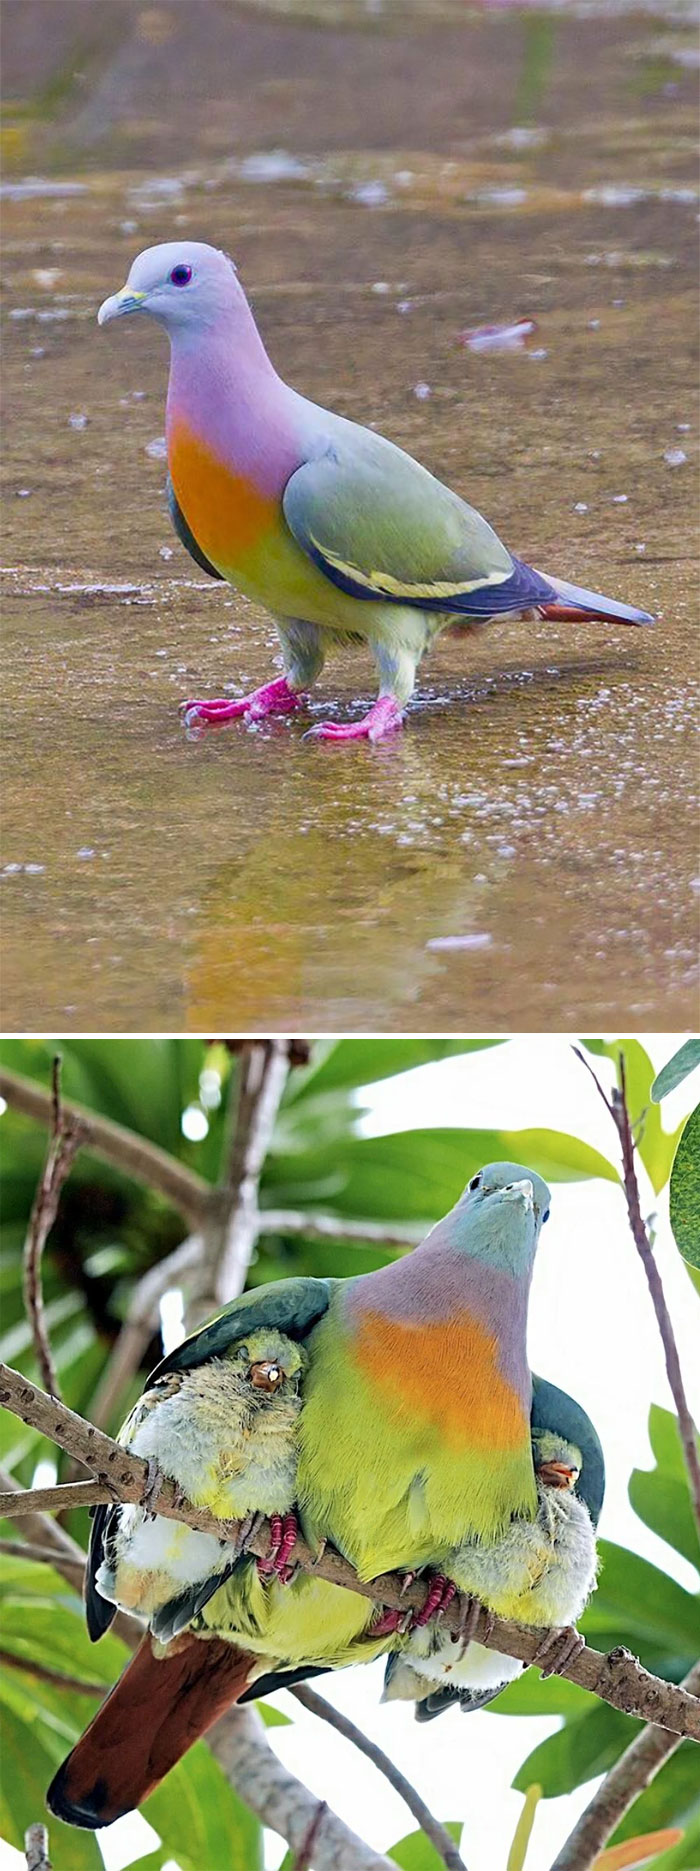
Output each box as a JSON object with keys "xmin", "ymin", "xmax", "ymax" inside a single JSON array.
[
  {"xmin": 168, "ymin": 421, "xmax": 277, "ymax": 574},
  {"xmin": 352, "ymin": 1308, "xmax": 530, "ymax": 1453}
]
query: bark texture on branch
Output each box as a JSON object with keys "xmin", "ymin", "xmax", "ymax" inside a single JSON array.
[
  {"xmin": 550, "ymin": 1659, "xmax": 700, "ymax": 1871},
  {"xmin": 575, "ymin": 1047, "xmax": 700, "ymax": 1535},
  {"xmin": 24, "ymin": 1824, "xmax": 52, "ymax": 1871},
  {"xmin": 0, "ymin": 1067, "xmax": 210, "ymax": 1223},
  {"xmin": 1, "ymin": 1363, "xmax": 698, "ymax": 1741},
  {"xmin": 210, "ymin": 1704, "xmax": 396, "ymax": 1871},
  {"xmin": 22, "ymin": 1058, "xmax": 86, "ymax": 1401}
]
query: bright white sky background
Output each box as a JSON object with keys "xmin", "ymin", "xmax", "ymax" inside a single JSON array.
[{"xmin": 2, "ymin": 1034, "xmax": 698, "ymax": 1871}]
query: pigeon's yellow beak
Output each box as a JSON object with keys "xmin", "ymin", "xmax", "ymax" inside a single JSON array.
[{"xmin": 97, "ymin": 286, "xmax": 147, "ymax": 326}]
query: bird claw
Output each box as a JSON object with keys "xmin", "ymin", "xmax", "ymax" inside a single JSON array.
[
  {"xmin": 256, "ymin": 1512, "xmax": 299, "ymax": 1583},
  {"xmin": 368, "ymin": 1605, "xmax": 405, "ymax": 1638},
  {"xmin": 532, "ymin": 1624, "xmax": 585, "ymax": 1678},
  {"xmin": 409, "ymin": 1573, "xmax": 457, "ymax": 1632},
  {"xmin": 304, "ymin": 696, "xmax": 404, "ymax": 743},
  {"xmin": 141, "ymin": 1457, "xmax": 166, "ymax": 1518},
  {"xmin": 180, "ymin": 678, "xmax": 303, "ymax": 729}
]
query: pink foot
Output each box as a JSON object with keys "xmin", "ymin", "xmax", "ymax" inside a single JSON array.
[
  {"xmin": 369, "ymin": 1606, "xmax": 404, "ymax": 1638},
  {"xmin": 181, "ymin": 678, "xmax": 303, "ymax": 729},
  {"xmin": 306, "ymin": 696, "xmax": 404, "ymax": 744},
  {"xmin": 410, "ymin": 1573, "xmax": 457, "ymax": 1632},
  {"xmin": 256, "ymin": 1512, "xmax": 299, "ymax": 1584}
]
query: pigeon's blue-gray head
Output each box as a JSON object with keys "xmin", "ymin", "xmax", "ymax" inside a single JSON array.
[
  {"xmin": 447, "ymin": 1160, "xmax": 551, "ymax": 1274},
  {"xmin": 98, "ymin": 240, "xmax": 242, "ymax": 334}
]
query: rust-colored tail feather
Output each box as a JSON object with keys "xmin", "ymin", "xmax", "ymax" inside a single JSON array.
[{"xmin": 47, "ymin": 1633, "xmax": 257, "ymax": 1829}]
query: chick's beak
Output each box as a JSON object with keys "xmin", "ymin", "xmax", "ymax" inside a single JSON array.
[{"xmin": 97, "ymin": 286, "xmax": 147, "ymax": 327}]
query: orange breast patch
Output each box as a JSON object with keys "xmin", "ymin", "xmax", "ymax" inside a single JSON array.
[
  {"xmin": 352, "ymin": 1308, "xmax": 527, "ymax": 1452},
  {"xmin": 169, "ymin": 422, "xmax": 276, "ymax": 572}
]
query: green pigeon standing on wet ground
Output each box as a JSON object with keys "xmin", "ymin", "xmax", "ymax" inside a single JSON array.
[
  {"xmin": 48, "ymin": 1161, "xmax": 599, "ymax": 1827},
  {"xmin": 97, "ymin": 240, "xmax": 652, "ymax": 743}
]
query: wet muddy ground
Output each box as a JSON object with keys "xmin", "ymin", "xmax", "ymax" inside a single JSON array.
[{"xmin": 2, "ymin": 0, "xmax": 698, "ymax": 1032}]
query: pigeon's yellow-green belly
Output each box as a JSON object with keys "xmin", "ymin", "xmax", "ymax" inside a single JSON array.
[{"xmin": 168, "ymin": 420, "xmax": 400, "ymax": 636}]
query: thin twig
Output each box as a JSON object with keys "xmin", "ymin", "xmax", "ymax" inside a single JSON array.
[
  {"xmin": 0, "ymin": 1067, "xmax": 210, "ymax": 1223},
  {"xmin": 0, "ymin": 1646, "xmax": 106, "ymax": 1697},
  {"xmin": 22, "ymin": 1057, "xmax": 87, "ymax": 1400},
  {"xmin": 0, "ymin": 1465, "xmax": 142, "ymax": 1648},
  {"xmin": 574, "ymin": 1046, "xmax": 700, "ymax": 1533},
  {"xmin": 210, "ymin": 1704, "xmax": 395, "ymax": 1871},
  {"xmin": 207, "ymin": 1040, "xmax": 291, "ymax": 1309},
  {"xmin": 292, "ymin": 1800, "xmax": 329, "ymax": 1871},
  {"xmin": 550, "ymin": 1658, "xmax": 700, "ymax": 1871},
  {"xmin": 24, "ymin": 1824, "xmax": 52, "ymax": 1871},
  {"xmin": 0, "ymin": 1366, "xmax": 698, "ymax": 1739},
  {"xmin": 291, "ymin": 1684, "xmax": 466, "ymax": 1871},
  {"xmin": 87, "ymin": 1232, "xmax": 204, "ymax": 1431},
  {"xmin": 258, "ymin": 1211, "xmax": 424, "ymax": 1249}
]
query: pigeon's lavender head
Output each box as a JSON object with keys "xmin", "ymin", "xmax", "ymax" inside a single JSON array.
[{"xmin": 98, "ymin": 240, "xmax": 242, "ymax": 334}]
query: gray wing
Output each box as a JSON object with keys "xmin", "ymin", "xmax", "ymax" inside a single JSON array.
[{"xmin": 148, "ymin": 1276, "xmax": 333, "ymax": 1384}]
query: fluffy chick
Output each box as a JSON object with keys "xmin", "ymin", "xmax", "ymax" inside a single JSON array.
[
  {"xmin": 87, "ymin": 1328, "xmax": 305, "ymax": 1643},
  {"xmin": 383, "ymin": 1431, "xmax": 598, "ymax": 1716}
]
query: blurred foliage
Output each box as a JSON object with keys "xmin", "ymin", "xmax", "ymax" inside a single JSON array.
[
  {"xmin": 652, "ymin": 1044, "xmax": 700, "ymax": 1106},
  {"xmin": 669, "ymin": 1105, "xmax": 700, "ymax": 1273},
  {"xmin": 0, "ymin": 1035, "xmax": 697, "ymax": 1867},
  {"xmin": 388, "ymin": 1823, "xmax": 462, "ymax": 1869}
]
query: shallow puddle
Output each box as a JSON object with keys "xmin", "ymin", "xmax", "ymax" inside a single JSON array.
[{"xmin": 2, "ymin": 0, "xmax": 698, "ymax": 1031}]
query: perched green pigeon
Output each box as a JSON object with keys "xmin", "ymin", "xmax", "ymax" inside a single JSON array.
[
  {"xmin": 49, "ymin": 1161, "xmax": 562, "ymax": 1828},
  {"xmin": 97, "ymin": 241, "xmax": 652, "ymax": 743},
  {"xmin": 383, "ymin": 1377, "xmax": 604, "ymax": 1718}
]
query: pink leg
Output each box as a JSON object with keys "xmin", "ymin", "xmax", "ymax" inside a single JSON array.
[
  {"xmin": 181, "ymin": 677, "xmax": 303, "ymax": 729},
  {"xmin": 369, "ymin": 1606, "xmax": 404, "ymax": 1639},
  {"xmin": 305, "ymin": 695, "xmax": 404, "ymax": 744},
  {"xmin": 256, "ymin": 1512, "xmax": 298, "ymax": 1584},
  {"xmin": 410, "ymin": 1573, "xmax": 457, "ymax": 1631}
]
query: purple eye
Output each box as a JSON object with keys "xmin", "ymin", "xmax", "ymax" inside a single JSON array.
[{"xmin": 169, "ymin": 264, "xmax": 192, "ymax": 288}]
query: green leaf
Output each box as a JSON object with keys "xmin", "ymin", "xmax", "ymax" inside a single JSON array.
[
  {"xmin": 143, "ymin": 1739, "xmax": 263, "ymax": 1871},
  {"xmin": 579, "ymin": 1040, "xmax": 681, "ymax": 1192},
  {"xmin": 629, "ymin": 1410, "xmax": 700, "ymax": 1575},
  {"xmin": 0, "ymin": 1596, "xmax": 127, "ymax": 1687},
  {"xmin": 488, "ymin": 1672, "xmax": 594, "ymax": 1717},
  {"xmin": 512, "ymin": 1702, "xmax": 635, "ymax": 1797},
  {"xmin": 584, "ymin": 1542, "xmax": 700, "ymax": 1660},
  {"xmin": 670, "ymin": 1105, "xmax": 700, "ymax": 1270},
  {"xmin": 0, "ymin": 1700, "xmax": 102, "ymax": 1869},
  {"xmin": 652, "ymin": 1043, "xmax": 700, "ymax": 1104},
  {"xmin": 611, "ymin": 1743, "xmax": 700, "ymax": 1844},
  {"xmin": 647, "ymin": 1814, "xmax": 700, "ymax": 1870},
  {"xmin": 265, "ymin": 1125, "xmax": 617, "ymax": 1224},
  {"xmin": 388, "ymin": 1822, "xmax": 463, "ymax": 1869},
  {"xmin": 255, "ymin": 1698, "xmax": 292, "ymax": 1726},
  {"xmin": 507, "ymin": 1785, "xmax": 541, "ymax": 1871},
  {"xmin": 287, "ymin": 1039, "xmax": 503, "ymax": 1102}
]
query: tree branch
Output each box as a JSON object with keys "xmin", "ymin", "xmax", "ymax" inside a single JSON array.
[
  {"xmin": 258, "ymin": 1211, "xmax": 424, "ymax": 1250},
  {"xmin": 22, "ymin": 1058, "xmax": 87, "ymax": 1400},
  {"xmin": 1, "ymin": 1365, "xmax": 698, "ymax": 1740},
  {"xmin": 209, "ymin": 1703, "xmax": 396, "ymax": 1871},
  {"xmin": 0, "ymin": 1463, "xmax": 142, "ymax": 1648},
  {"xmin": 87, "ymin": 1232, "xmax": 205, "ymax": 1431},
  {"xmin": 574, "ymin": 1048, "xmax": 700, "ymax": 1532},
  {"xmin": 0, "ymin": 1647, "xmax": 108, "ymax": 1698},
  {"xmin": 207, "ymin": 1039, "xmax": 292, "ymax": 1309},
  {"xmin": 0, "ymin": 1067, "xmax": 210, "ymax": 1224},
  {"xmin": 550, "ymin": 1659, "xmax": 700, "ymax": 1871},
  {"xmin": 24, "ymin": 1825, "xmax": 51, "ymax": 1871},
  {"xmin": 291, "ymin": 1684, "xmax": 466, "ymax": 1871}
]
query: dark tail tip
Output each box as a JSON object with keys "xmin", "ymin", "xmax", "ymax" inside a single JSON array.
[{"xmin": 47, "ymin": 1759, "xmax": 116, "ymax": 1831}]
